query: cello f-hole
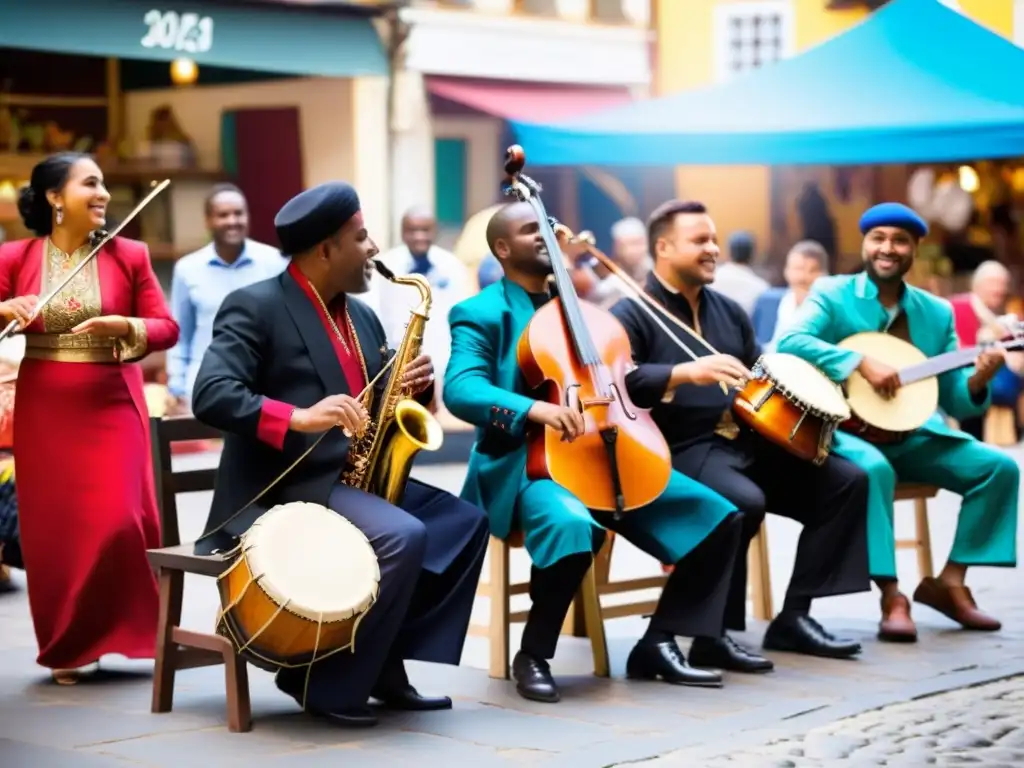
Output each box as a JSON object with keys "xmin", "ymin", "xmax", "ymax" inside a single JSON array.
[
  {"xmin": 565, "ymin": 384, "xmax": 582, "ymax": 412},
  {"xmin": 610, "ymin": 383, "xmax": 637, "ymax": 421}
]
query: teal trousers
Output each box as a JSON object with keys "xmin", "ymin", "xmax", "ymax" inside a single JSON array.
[
  {"xmin": 833, "ymin": 423, "xmax": 1018, "ymax": 580},
  {"xmin": 515, "ymin": 469, "xmax": 736, "ymax": 570}
]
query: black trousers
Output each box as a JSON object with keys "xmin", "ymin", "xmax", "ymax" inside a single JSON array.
[
  {"xmin": 276, "ymin": 480, "xmax": 489, "ymax": 712},
  {"xmin": 521, "ymin": 513, "xmax": 743, "ymax": 659},
  {"xmin": 674, "ymin": 433, "xmax": 871, "ymax": 632}
]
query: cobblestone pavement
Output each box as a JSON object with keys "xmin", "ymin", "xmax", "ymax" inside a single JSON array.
[
  {"xmin": 645, "ymin": 676, "xmax": 1024, "ymax": 767},
  {"xmin": 1, "ymin": 452, "xmax": 1024, "ymax": 766}
]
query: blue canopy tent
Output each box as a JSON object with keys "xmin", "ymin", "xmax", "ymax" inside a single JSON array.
[{"xmin": 511, "ymin": 0, "xmax": 1024, "ymax": 166}]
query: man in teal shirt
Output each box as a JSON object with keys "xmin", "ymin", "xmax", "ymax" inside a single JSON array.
[
  {"xmin": 778, "ymin": 203, "xmax": 1017, "ymax": 642},
  {"xmin": 444, "ymin": 203, "xmax": 743, "ymax": 703}
]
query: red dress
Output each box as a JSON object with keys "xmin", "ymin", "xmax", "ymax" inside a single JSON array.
[{"xmin": 0, "ymin": 236, "xmax": 179, "ymax": 670}]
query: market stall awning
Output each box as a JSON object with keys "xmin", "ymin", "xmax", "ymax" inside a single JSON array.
[
  {"xmin": 0, "ymin": 0, "xmax": 387, "ymax": 77},
  {"xmin": 426, "ymin": 77, "xmax": 633, "ymax": 122},
  {"xmin": 510, "ymin": 0, "xmax": 1024, "ymax": 166}
]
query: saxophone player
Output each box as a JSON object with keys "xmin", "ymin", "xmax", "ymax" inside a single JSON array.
[{"xmin": 192, "ymin": 182, "xmax": 489, "ymax": 728}]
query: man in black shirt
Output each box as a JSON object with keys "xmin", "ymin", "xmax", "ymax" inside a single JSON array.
[{"xmin": 611, "ymin": 200, "xmax": 871, "ymax": 669}]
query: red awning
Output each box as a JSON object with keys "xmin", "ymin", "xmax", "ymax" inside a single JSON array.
[{"xmin": 425, "ymin": 77, "xmax": 633, "ymax": 122}]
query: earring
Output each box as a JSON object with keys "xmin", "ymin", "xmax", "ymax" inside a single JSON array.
[{"xmin": 55, "ymin": 206, "xmax": 63, "ymax": 226}]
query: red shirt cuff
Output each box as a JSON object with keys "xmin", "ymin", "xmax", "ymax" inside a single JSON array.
[{"xmin": 257, "ymin": 398, "xmax": 294, "ymax": 450}]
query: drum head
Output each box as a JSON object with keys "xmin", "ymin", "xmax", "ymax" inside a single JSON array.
[
  {"xmin": 839, "ymin": 333, "xmax": 938, "ymax": 432},
  {"xmin": 759, "ymin": 353, "xmax": 850, "ymax": 420},
  {"xmin": 243, "ymin": 502, "xmax": 380, "ymax": 623}
]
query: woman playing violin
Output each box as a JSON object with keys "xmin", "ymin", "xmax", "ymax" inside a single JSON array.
[{"xmin": 0, "ymin": 153, "xmax": 179, "ymax": 684}]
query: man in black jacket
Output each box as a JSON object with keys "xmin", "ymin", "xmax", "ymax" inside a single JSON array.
[{"xmin": 192, "ymin": 182, "xmax": 488, "ymax": 728}]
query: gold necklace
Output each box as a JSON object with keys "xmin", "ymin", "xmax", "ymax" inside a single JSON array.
[{"xmin": 307, "ymin": 281, "xmax": 351, "ymax": 354}]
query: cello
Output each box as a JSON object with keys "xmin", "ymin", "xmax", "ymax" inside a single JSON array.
[{"xmin": 503, "ymin": 146, "xmax": 671, "ymax": 516}]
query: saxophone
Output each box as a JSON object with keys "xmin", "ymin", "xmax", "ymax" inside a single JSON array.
[{"xmin": 341, "ymin": 260, "xmax": 444, "ymax": 504}]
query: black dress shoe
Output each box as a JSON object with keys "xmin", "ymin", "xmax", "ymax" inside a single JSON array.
[
  {"xmin": 371, "ymin": 660, "xmax": 452, "ymax": 711},
  {"xmin": 309, "ymin": 706, "xmax": 379, "ymax": 728},
  {"xmin": 274, "ymin": 678, "xmax": 379, "ymax": 727},
  {"xmin": 763, "ymin": 612, "xmax": 861, "ymax": 659},
  {"xmin": 626, "ymin": 639, "xmax": 723, "ymax": 688},
  {"xmin": 512, "ymin": 650, "xmax": 560, "ymax": 703},
  {"xmin": 688, "ymin": 635, "xmax": 774, "ymax": 674},
  {"xmin": 371, "ymin": 684, "xmax": 452, "ymax": 711}
]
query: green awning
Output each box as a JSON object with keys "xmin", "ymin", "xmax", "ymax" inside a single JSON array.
[{"xmin": 0, "ymin": 0, "xmax": 387, "ymax": 77}]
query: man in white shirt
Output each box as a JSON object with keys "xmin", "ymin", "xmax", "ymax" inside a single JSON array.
[
  {"xmin": 758, "ymin": 240, "xmax": 829, "ymax": 352},
  {"xmin": 167, "ymin": 184, "xmax": 288, "ymax": 411},
  {"xmin": 365, "ymin": 207, "xmax": 470, "ymax": 400},
  {"xmin": 587, "ymin": 217, "xmax": 653, "ymax": 309},
  {"xmin": 712, "ymin": 231, "xmax": 770, "ymax": 316}
]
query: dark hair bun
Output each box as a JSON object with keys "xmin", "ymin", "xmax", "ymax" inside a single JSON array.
[{"xmin": 18, "ymin": 152, "xmax": 89, "ymax": 236}]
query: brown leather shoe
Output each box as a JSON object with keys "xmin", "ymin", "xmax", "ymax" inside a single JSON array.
[
  {"xmin": 878, "ymin": 592, "xmax": 917, "ymax": 642},
  {"xmin": 913, "ymin": 577, "xmax": 1001, "ymax": 631}
]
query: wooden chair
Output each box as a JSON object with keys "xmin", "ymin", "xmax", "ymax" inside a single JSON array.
[
  {"xmin": 748, "ymin": 483, "xmax": 939, "ymax": 620},
  {"xmin": 469, "ymin": 532, "xmax": 609, "ymax": 680},
  {"xmin": 146, "ymin": 416, "xmax": 252, "ymax": 733}
]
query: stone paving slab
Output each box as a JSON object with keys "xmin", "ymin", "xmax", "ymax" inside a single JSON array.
[
  {"xmin": 644, "ymin": 675, "xmax": 1024, "ymax": 767},
  {"xmin": 1, "ymin": 453, "xmax": 1023, "ymax": 766}
]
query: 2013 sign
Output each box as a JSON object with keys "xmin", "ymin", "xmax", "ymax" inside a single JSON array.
[{"xmin": 140, "ymin": 10, "xmax": 214, "ymax": 54}]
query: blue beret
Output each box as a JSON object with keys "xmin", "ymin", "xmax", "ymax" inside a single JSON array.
[
  {"xmin": 274, "ymin": 182, "xmax": 361, "ymax": 256},
  {"xmin": 859, "ymin": 203, "xmax": 928, "ymax": 239}
]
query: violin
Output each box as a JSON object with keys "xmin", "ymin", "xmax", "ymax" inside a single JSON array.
[{"xmin": 502, "ymin": 146, "xmax": 671, "ymax": 516}]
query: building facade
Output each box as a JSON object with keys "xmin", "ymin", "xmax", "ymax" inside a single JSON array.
[{"xmin": 390, "ymin": 0, "xmax": 655, "ymax": 249}]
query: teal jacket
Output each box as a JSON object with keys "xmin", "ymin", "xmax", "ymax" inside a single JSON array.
[
  {"xmin": 442, "ymin": 278, "xmax": 539, "ymax": 540},
  {"xmin": 776, "ymin": 272, "xmax": 989, "ymax": 433}
]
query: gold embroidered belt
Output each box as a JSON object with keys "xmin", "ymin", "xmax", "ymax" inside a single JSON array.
[{"xmin": 23, "ymin": 333, "xmax": 116, "ymax": 363}]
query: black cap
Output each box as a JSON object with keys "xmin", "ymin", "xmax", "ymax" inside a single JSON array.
[{"xmin": 274, "ymin": 182, "xmax": 361, "ymax": 256}]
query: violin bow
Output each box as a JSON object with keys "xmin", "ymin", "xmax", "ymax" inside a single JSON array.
[
  {"xmin": 0, "ymin": 178, "xmax": 172, "ymax": 343},
  {"xmin": 562, "ymin": 228, "xmax": 732, "ymax": 395}
]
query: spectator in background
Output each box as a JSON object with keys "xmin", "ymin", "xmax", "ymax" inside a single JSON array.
[
  {"xmin": 752, "ymin": 240, "xmax": 829, "ymax": 351},
  {"xmin": 712, "ymin": 231, "xmax": 769, "ymax": 316},
  {"xmin": 951, "ymin": 260, "xmax": 1024, "ymax": 442},
  {"xmin": 588, "ymin": 217, "xmax": 653, "ymax": 309},
  {"xmin": 796, "ymin": 181, "xmax": 837, "ymax": 272},
  {"xmin": 167, "ymin": 184, "xmax": 286, "ymax": 413},
  {"xmin": 366, "ymin": 206, "xmax": 470, "ymax": 399},
  {"xmin": 478, "ymin": 252, "xmax": 503, "ymax": 290}
]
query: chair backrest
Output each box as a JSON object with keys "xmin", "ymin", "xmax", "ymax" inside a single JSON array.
[{"xmin": 150, "ymin": 416, "xmax": 221, "ymax": 547}]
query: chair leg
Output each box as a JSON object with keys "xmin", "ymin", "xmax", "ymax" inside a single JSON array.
[
  {"xmin": 215, "ymin": 634, "xmax": 252, "ymax": 733},
  {"xmin": 914, "ymin": 498, "xmax": 935, "ymax": 580},
  {"xmin": 487, "ymin": 537, "xmax": 511, "ymax": 680},
  {"xmin": 151, "ymin": 568, "xmax": 184, "ymax": 714},
  {"xmin": 748, "ymin": 522, "xmax": 774, "ymax": 621},
  {"xmin": 580, "ymin": 563, "xmax": 610, "ymax": 678}
]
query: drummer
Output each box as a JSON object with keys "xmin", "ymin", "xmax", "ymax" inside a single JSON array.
[
  {"xmin": 191, "ymin": 182, "xmax": 489, "ymax": 727},
  {"xmin": 610, "ymin": 200, "xmax": 872, "ymax": 669},
  {"xmin": 777, "ymin": 202, "xmax": 1017, "ymax": 642}
]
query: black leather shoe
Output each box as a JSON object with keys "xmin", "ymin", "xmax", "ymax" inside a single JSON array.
[
  {"xmin": 689, "ymin": 635, "xmax": 774, "ymax": 674},
  {"xmin": 512, "ymin": 650, "xmax": 560, "ymax": 703},
  {"xmin": 310, "ymin": 706, "xmax": 379, "ymax": 728},
  {"xmin": 371, "ymin": 661, "xmax": 452, "ymax": 711},
  {"xmin": 274, "ymin": 678, "xmax": 379, "ymax": 727},
  {"xmin": 626, "ymin": 639, "xmax": 723, "ymax": 688},
  {"xmin": 763, "ymin": 612, "xmax": 861, "ymax": 659}
]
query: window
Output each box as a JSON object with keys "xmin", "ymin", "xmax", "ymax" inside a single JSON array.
[{"xmin": 713, "ymin": 1, "xmax": 795, "ymax": 82}]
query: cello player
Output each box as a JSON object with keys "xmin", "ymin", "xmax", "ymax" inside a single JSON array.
[
  {"xmin": 777, "ymin": 202, "xmax": 1017, "ymax": 641},
  {"xmin": 610, "ymin": 200, "xmax": 871, "ymax": 669},
  {"xmin": 443, "ymin": 201, "xmax": 744, "ymax": 703}
]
